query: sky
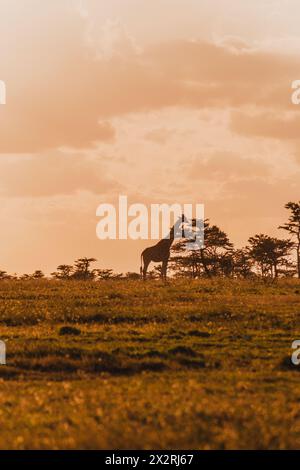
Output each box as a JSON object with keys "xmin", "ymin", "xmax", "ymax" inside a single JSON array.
[{"xmin": 0, "ymin": 0, "xmax": 300, "ymax": 275}]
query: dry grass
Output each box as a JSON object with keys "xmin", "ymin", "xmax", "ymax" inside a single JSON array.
[{"xmin": 0, "ymin": 278, "xmax": 299, "ymax": 449}]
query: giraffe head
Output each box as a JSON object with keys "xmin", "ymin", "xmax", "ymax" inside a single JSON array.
[{"xmin": 169, "ymin": 214, "xmax": 187, "ymax": 240}]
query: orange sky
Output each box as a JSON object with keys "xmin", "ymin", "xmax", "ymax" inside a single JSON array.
[{"xmin": 0, "ymin": 0, "xmax": 300, "ymax": 275}]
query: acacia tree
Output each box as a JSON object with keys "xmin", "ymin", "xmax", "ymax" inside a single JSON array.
[
  {"xmin": 231, "ymin": 248, "xmax": 254, "ymax": 278},
  {"xmin": 279, "ymin": 201, "xmax": 300, "ymax": 278},
  {"xmin": 171, "ymin": 220, "xmax": 233, "ymax": 278},
  {"xmin": 201, "ymin": 222, "xmax": 233, "ymax": 276},
  {"xmin": 170, "ymin": 240, "xmax": 197, "ymax": 278},
  {"xmin": 247, "ymin": 234, "xmax": 294, "ymax": 278},
  {"xmin": 94, "ymin": 269, "xmax": 123, "ymax": 280},
  {"xmin": 72, "ymin": 258, "xmax": 97, "ymax": 280},
  {"xmin": 32, "ymin": 270, "xmax": 45, "ymax": 279},
  {"xmin": 51, "ymin": 265, "xmax": 73, "ymax": 280}
]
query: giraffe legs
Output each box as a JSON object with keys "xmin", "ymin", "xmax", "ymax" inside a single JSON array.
[
  {"xmin": 142, "ymin": 258, "xmax": 150, "ymax": 280},
  {"xmin": 141, "ymin": 249, "xmax": 170, "ymax": 281},
  {"xmin": 161, "ymin": 260, "xmax": 168, "ymax": 281}
]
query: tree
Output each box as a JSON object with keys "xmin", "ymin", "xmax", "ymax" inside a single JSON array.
[
  {"xmin": 51, "ymin": 265, "xmax": 73, "ymax": 280},
  {"xmin": 125, "ymin": 272, "xmax": 141, "ymax": 280},
  {"xmin": 170, "ymin": 240, "xmax": 195, "ymax": 278},
  {"xmin": 95, "ymin": 269, "xmax": 114, "ymax": 280},
  {"xmin": 72, "ymin": 258, "xmax": 97, "ymax": 280},
  {"xmin": 279, "ymin": 201, "xmax": 300, "ymax": 278},
  {"xmin": 19, "ymin": 274, "xmax": 31, "ymax": 280},
  {"xmin": 19, "ymin": 271, "xmax": 45, "ymax": 280},
  {"xmin": 94, "ymin": 269, "xmax": 123, "ymax": 280},
  {"xmin": 247, "ymin": 234, "xmax": 294, "ymax": 278},
  {"xmin": 231, "ymin": 248, "xmax": 254, "ymax": 278},
  {"xmin": 32, "ymin": 270, "xmax": 45, "ymax": 279},
  {"xmin": 199, "ymin": 222, "xmax": 233, "ymax": 277},
  {"xmin": 0, "ymin": 270, "xmax": 11, "ymax": 280},
  {"xmin": 170, "ymin": 220, "xmax": 233, "ymax": 278}
]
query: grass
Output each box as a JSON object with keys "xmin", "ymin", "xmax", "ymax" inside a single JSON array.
[{"xmin": 0, "ymin": 277, "xmax": 299, "ymax": 449}]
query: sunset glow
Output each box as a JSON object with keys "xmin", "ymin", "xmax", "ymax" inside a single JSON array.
[{"xmin": 1, "ymin": 0, "xmax": 300, "ymax": 275}]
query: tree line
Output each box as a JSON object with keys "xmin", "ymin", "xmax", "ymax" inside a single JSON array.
[
  {"xmin": 171, "ymin": 201, "xmax": 300, "ymax": 279},
  {"xmin": 0, "ymin": 258, "xmax": 140, "ymax": 281},
  {"xmin": 0, "ymin": 200, "xmax": 299, "ymax": 281}
]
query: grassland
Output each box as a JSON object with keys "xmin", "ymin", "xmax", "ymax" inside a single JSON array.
[{"xmin": 0, "ymin": 278, "xmax": 299, "ymax": 449}]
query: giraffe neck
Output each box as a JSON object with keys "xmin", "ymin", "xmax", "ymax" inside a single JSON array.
[{"xmin": 170, "ymin": 218, "xmax": 183, "ymax": 240}]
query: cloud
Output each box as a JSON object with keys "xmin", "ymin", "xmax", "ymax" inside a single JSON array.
[
  {"xmin": 231, "ymin": 110, "xmax": 300, "ymax": 140},
  {"xmin": 186, "ymin": 151, "xmax": 270, "ymax": 181},
  {"xmin": 82, "ymin": 16, "xmax": 142, "ymax": 59},
  {"xmin": 0, "ymin": 0, "xmax": 299, "ymax": 153},
  {"xmin": 0, "ymin": 151, "xmax": 121, "ymax": 197},
  {"xmin": 144, "ymin": 128, "xmax": 175, "ymax": 145}
]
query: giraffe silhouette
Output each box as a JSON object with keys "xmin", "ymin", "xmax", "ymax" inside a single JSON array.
[{"xmin": 140, "ymin": 215, "xmax": 186, "ymax": 280}]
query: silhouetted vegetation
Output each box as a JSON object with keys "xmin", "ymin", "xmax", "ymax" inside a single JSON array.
[
  {"xmin": 1, "ymin": 201, "xmax": 299, "ymax": 281},
  {"xmin": 279, "ymin": 201, "xmax": 300, "ymax": 278},
  {"xmin": 170, "ymin": 201, "xmax": 300, "ymax": 280}
]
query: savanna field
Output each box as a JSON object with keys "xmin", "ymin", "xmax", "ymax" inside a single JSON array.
[{"xmin": 0, "ymin": 278, "xmax": 299, "ymax": 449}]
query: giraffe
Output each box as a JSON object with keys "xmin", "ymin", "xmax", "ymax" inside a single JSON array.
[{"xmin": 140, "ymin": 215, "xmax": 186, "ymax": 280}]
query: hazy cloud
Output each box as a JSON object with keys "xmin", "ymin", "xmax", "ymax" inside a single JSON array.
[{"xmin": 0, "ymin": 151, "xmax": 120, "ymax": 197}]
